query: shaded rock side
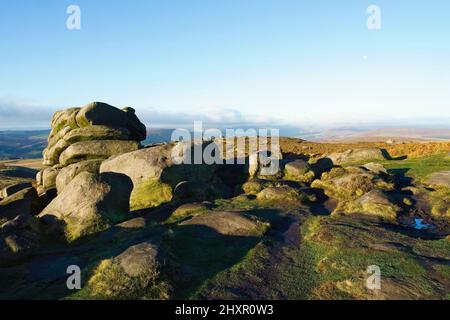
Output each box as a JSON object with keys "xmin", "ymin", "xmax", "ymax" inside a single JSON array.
[{"xmin": 0, "ymin": 187, "xmax": 43, "ymax": 223}]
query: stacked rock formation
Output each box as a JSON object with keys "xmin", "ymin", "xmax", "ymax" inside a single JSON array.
[{"xmin": 36, "ymin": 102, "xmax": 146, "ymax": 194}]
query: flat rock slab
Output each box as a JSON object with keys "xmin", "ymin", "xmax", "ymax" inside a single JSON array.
[
  {"xmin": 328, "ymin": 148, "xmax": 387, "ymax": 165},
  {"xmin": 59, "ymin": 140, "xmax": 140, "ymax": 166},
  {"xmin": 1, "ymin": 182, "xmax": 32, "ymax": 199},
  {"xmin": 425, "ymin": 171, "xmax": 450, "ymax": 187},
  {"xmin": 180, "ymin": 211, "xmax": 263, "ymax": 237}
]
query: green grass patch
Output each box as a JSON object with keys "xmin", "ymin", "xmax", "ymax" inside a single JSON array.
[
  {"xmin": 70, "ymin": 259, "xmax": 170, "ymax": 300},
  {"xmin": 297, "ymin": 216, "xmax": 441, "ymax": 298},
  {"xmin": 379, "ymin": 153, "xmax": 450, "ymax": 181}
]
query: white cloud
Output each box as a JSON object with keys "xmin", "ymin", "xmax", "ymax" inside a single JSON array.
[
  {"xmin": 0, "ymin": 99, "xmax": 58, "ymax": 129},
  {"xmin": 0, "ymin": 99, "xmax": 286, "ymax": 129}
]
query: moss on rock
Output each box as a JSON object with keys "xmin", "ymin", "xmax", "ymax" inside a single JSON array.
[
  {"xmin": 283, "ymin": 159, "xmax": 316, "ymax": 183},
  {"xmin": 311, "ymin": 168, "xmax": 394, "ymax": 201},
  {"xmin": 165, "ymin": 203, "xmax": 211, "ymax": 224},
  {"xmin": 428, "ymin": 186, "xmax": 450, "ymax": 220},
  {"xmin": 257, "ymin": 185, "xmax": 306, "ymax": 203},
  {"xmin": 130, "ymin": 179, "xmax": 173, "ymax": 211},
  {"xmin": 334, "ymin": 190, "xmax": 400, "ymax": 221}
]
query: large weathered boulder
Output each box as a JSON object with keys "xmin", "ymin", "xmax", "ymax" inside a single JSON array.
[
  {"xmin": 327, "ymin": 148, "xmax": 387, "ymax": 165},
  {"xmin": 56, "ymin": 159, "xmax": 103, "ymax": 192},
  {"xmin": 43, "ymin": 102, "xmax": 147, "ymax": 166},
  {"xmin": 115, "ymin": 241, "xmax": 161, "ymax": 277},
  {"xmin": 283, "ymin": 159, "xmax": 315, "ymax": 183},
  {"xmin": 63, "ymin": 125, "xmax": 130, "ymax": 144},
  {"xmin": 59, "ymin": 140, "xmax": 140, "ymax": 166},
  {"xmin": 81, "ymin": 240, "xmax": 169, "ymax": 299},
  {"xmin": 0, "ymin": 187, "xmax": 43, "ymax": 223},
  {"xmin": 75, "ymin": 102, "xmax": 127, "ymax": 129},
  {"xmin": 311, "ymin": 167, "xmax": 394, "ymax": 201},
  {"xmin": 41, "ymin": 166, "xmax": 62, "ymax": 190},
  {"xmin": 100, "ymin": 141, "xmax": 226, "ymax": 210},
  {"xmin": 100, "ymin": 143, "xmax": 177, "ymax": 186},
  {"xmin": 39, "ymin": 172, "xmax": 133, "ymax": 241},
  {"xmin": 336, "ymin": 190, "xmax": 400, "ymax": 221},
  {"xmin": 75, "ymin": 102, "xmax": 146, "ymax": 141}
]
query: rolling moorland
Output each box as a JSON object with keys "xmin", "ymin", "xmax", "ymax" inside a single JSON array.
[
  {"xmin": 0, "ymin": 129, "xmax": 175, "ymax": 160},
  {"xmin": 0, "ymin": 102, "xmax": 449, "ymax": 300}
]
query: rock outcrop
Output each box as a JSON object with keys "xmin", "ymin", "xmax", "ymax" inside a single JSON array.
[
  {"xmin": 37, "ymin": 102, "xmax": 146, "ymax": 192},
  {"xmin": 327, "ymin": 148, "xmax": 387, "ymax": 165},
  {"xmin": 311, "ymin": 166, "xmax": 398, "ymax": 220},
  {"xmin": 100, "ymin": 141, "xmax": 231, "ymax": 210},
  {"xmin": 337, "ymin": 190, "xmax": 400, "ymax": 220},
  {"xmin": 1, "ymin": 103, "xmax": 149, "ymax": 253}
]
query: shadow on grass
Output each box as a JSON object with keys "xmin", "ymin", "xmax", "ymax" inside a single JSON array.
[
  {"xmin": 1, "ymin": 166, "xmax": 37, "ymax": 178},
  {"xmin": 388, "ymin": 167, "xmax": 413, "ymax": 186},
  {"xmin": 163, "ymin": 224, "xmax": 262, "ymax": 299},
  {"xmin": 380, "ymin": 222, "xmax": 443, "ymax": 240}
]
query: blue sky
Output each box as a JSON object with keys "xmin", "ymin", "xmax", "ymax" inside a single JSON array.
[{"xmin": 0, "ymin": 0, "xmax": 449, "ymax": 129}]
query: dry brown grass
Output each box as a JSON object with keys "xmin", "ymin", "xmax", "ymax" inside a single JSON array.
[
  {"xmin": 279, "ymin": 137, "xmax": 450, "ymax": 159},
  {"xmin": 0, "ymin": 158, "xmax": 44, "ymax": 170},
  {"xmin": 215, "ymin": 137, "xmax": 450, "ymax": 159}
]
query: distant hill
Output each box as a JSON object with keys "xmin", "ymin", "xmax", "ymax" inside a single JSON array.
[
  {"xmin": 1, "ymin": 127, "xmax": 449, "ymax": 160},
  {"xmin": 144, "ymin": 128, "xmax": 176, "ymax": 145},
  {"xmin": 0, "ymin": 130, "xmax": 49, "ymax": 160},
  {"xmin": 304, "ymin": 127, "xmax": 450, "ymax": 142},
  {"xmin": 0, "ymin": 129, "xmax": 177, "ymax": 160}
]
